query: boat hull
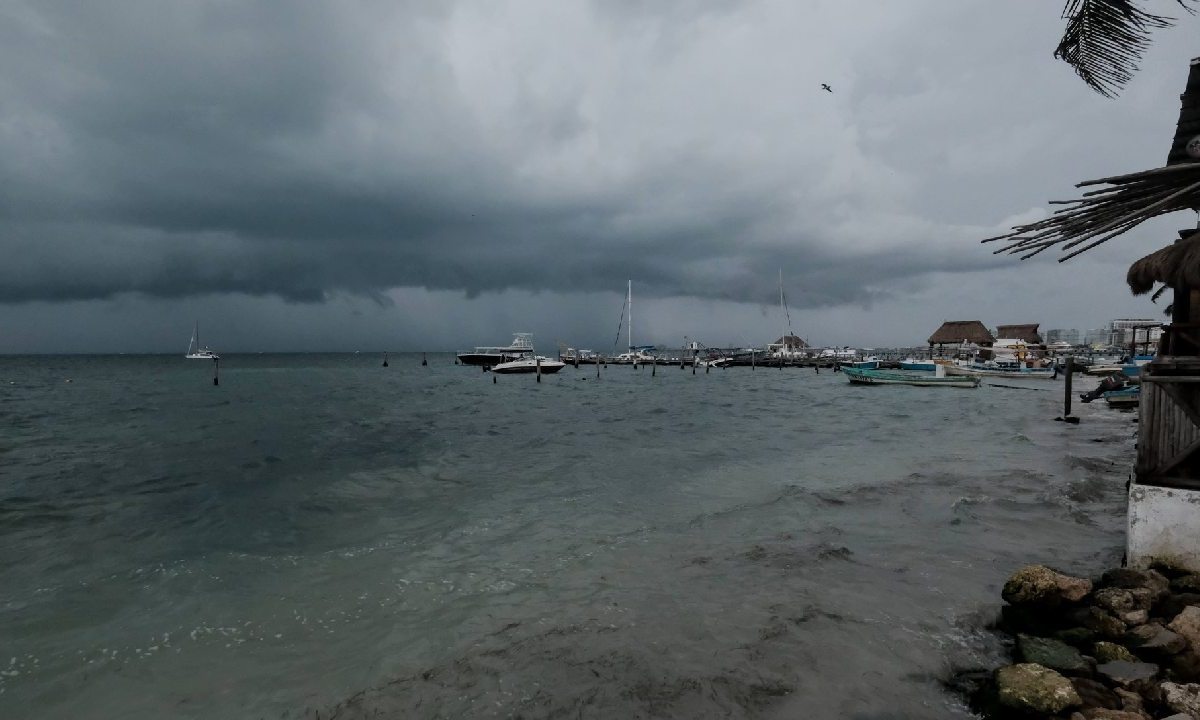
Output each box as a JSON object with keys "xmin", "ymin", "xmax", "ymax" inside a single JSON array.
[
  {"xmin": 843, "ymin": 367, "xmax": 979, "ymax": 387},
  {"xmin": 941, "ymin": 363, "xmax": 1056, "ymax": 380},
  {"xmin": 491, "ymin": 359, "xmax": 566, "ymax": 374}
]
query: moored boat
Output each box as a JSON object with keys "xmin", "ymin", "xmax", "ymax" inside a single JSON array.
[
  {"xmin": 898, "ymin": 358, "xmax": 936, "ymax": 372},
  {"xmin": 938, "ymin": 359, "xmax": 1056, "ymax": 379},
  {"xmin": 1103, "ymin": 386, "xmax": 1140, "ymax": 408},
  {"xmin": 843, "ymin": 366, "xmax": 980, "ymax": 388},
  {"xmin": 846, "ymin": 356, "xmax": 881, "ymax": 370},
  {"xmin": 457, "ymin": 333, "xmax": 534, "ymax": 366},
  {"xmin": 491, "ymin": 356, "xmax": 566, "ymax": 374},
  {"xmin": 185, "ymin": 322, "xmax": 219, "ymax": 360}
]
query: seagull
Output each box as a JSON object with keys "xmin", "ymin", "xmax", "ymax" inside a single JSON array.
[{"xmin": 821, "ymin": 83, "xmax": 832, "ymax": 93}]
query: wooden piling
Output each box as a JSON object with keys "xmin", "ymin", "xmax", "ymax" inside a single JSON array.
[
  {"xmin": 213, "ymin": 358, "xmax": 219, "ymax": 386},
  {"xmin": 1063, "ymin": 356, "xmax": 1074, "ymax": 418},
  {"xmin": 536, "ymin": 356, "xmax": 541, "ymax": 383},
  {"xmin": 421, "ymin": 353, "xmax": 427, "ymax": 366}
]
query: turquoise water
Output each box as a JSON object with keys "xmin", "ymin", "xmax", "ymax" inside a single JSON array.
[{"xmin": 0, "ymin": 354, "xmax": 1134, "ymax": 718}]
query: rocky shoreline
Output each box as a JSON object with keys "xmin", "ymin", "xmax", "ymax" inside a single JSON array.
[{"xmin": 955, "ymin": 564, "xmax": 1200, "ymax": 719}]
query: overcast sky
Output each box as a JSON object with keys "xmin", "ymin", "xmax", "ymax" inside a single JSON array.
[{"xmin": 1, "ymin": 0, "xmax": 1196, "ymax": 353}]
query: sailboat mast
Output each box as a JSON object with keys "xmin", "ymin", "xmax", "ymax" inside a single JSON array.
[
  {"xmin": 628, "ymin": 280, "xmax": 632, "ymax": 351},
  {"xmin": 779, "ymin": 269, "xmax": 785, "ymax": 359}
]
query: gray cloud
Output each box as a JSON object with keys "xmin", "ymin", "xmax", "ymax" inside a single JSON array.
[{"xmin": 0, "ymin": 0, "xmax": 1195, "ymax": 351}]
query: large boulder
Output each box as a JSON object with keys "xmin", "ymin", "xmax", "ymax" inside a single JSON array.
[
  {"xmin": 1094, "ymin": 641, "xmax": 1138, "ymax": 664},
  {"xmin": 1124, "ymin": 623, "xmax": 1187, "ymax": 659},
  {"xmin": 1018, "ymin": 634, "xmax": 1090, "ymax": 675},
  {"xmin": 1094, "ymin": 588, "xmax": 1136, "ymax": 615},
  {"xmin": 1076, "ymin": 709, "xmax": 1148, "ymax": 720},
  {"xmin": 1171, "ymin": 574, "xmax": 1200, "ymax": 594},
  {"xmin": 1070, "ymin": 677, "xmax": 1120, "ymax": 709},
  {"xmin": 1096, "ymin": 660, "xmax": 1160, "ymax": 690},
  {"xmin": 1004, "ymin": 565, "xmax": 1093, "ymax": 606},
  {"xmin": 1169, "ymin": 606, "xmax": 1200, "ymax": 651},
  {"xmin": 1157, "ymin": 592, "xmax": 1200, "ymax": 620},
  {"xmin": 1073, "ymin": 606, "xmax": 1128, "ymax": 640},
  {"xmin": 1101, "ymin": 568, "xmax": 1170, "ymax": 601},
  {"xmin": 995, "ymin": 663, "xmax": 1082, "ymax": 714},
  {"xmin": 1161, "ymin": 681, "xmax": 1200, "ymax": 717}
]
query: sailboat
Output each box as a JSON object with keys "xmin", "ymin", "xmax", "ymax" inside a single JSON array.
[
  {"xmin": 185, "ymin": 322, "xmax": 220, "ymax": 360},
  {"xmin": 611, "ymin": 280, "xmax": 656, "ymax": 364}
]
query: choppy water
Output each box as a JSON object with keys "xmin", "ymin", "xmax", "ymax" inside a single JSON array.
[{"xmin": 0, "ymin": 354, "xmax": 1136, "ymax": 719}]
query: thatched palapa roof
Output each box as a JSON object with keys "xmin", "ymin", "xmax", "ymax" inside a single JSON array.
[
  {"xmin": 1128, "ymin": 230, "xmax": 1200, "ymax": 295},
  {"xmin": 996, "ymin": 324, "xmax": 1043, "ymax": 344},
  {"xmin": 928, "ymin": 321, "xmax": 995, "ymax": 346},
  {"xmin": 983, "ymin": 58, "xmax": 1200, "ymax": 263}
]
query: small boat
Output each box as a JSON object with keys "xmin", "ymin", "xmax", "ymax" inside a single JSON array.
[
  {"xmin": 847, "ymin": 356, "xmax": 880, "ymax": 370},
  {"xmin": 939, "ymin": 359, "xmax": 1056, "ymax": 380},
  {"xmin": 185, "ymin": 322, "xmax": 219, "ymax": 360},
  {"xmin": 491, "ymin": 356, "xmax": 566, "ymax": 374},
  {"xmin": 1103, "ymin": 386, "xmax": 1140, "ymax": 408},
  {"xmin": 457, "ymin": 333, "xmax": 534, "ymax": 366},
  {"xmin": 843, "ymin": 366, "xmax": 980, "ymax": 388},
  {"xmin": 898, "ymin": 358, "xmax": 936, "ymax": 372}
]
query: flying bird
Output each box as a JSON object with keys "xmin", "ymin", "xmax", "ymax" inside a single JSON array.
[{"xmin": 821, "ymin": 83, "xmax": 832, "ymax": 93}]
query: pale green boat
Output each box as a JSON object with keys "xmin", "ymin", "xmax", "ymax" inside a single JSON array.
[{"xmin": 842, "ymin": 366, "xmax": 980, "ymax": 388}]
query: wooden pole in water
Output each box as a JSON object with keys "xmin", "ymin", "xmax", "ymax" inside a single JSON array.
[
  {"xmin": 751, "ymin": 350, "xmax": 756, "ymax": 371},
  {"xmin": 1063, "ymin": 356, "xmax": 1074, "ymax": 417},
  {"xmin": 422, "ymin": 353, "xmax": 427, "ymax": 366},
  {"xmin": 596, "ymin": 356, "xmax": 601, "ymax": 379},
  {"xmin": 680, "ymin": 339, "xmax": 685, "ymax": 370},
  {"xmin": 536, "ymin": 355, "xmax": 541, "ymax": 383},
  {"xmin": 213, "ymin": 357, "xmax": 219, "ymax": 386},
  {"xmin": 382, "ymin": 352, "xmax": 389, "ymax": 367},
  {"xmin": 652, "ymin": 359, "xmax": 656, "ymax": 377}
]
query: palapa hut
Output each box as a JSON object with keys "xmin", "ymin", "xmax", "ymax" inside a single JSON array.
[
  {"xmin": 984, "ymin": 57, "xmax": 1200, "ymax": 567},
  {"xmin": 995, "ymin": 324, "xmax": 1043, "ymax": 345},
  {"xmin": 927, "ymin": 320, "xmax": 994, "ymax": 357}
]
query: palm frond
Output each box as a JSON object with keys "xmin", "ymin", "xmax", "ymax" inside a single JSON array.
[{"xmin": 1055, "ymin": 0, "xmax": 1195, "ymax": 97}]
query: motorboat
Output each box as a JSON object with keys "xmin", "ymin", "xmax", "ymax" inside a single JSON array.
[
  {"xmin": 938, "ymin": 359, "xmax": 1056, "ymax": 379},
  {"xmin": 843, "ymin": 366, "xmax": 980, "ymax": 388},
  {"xmin": 457, "ymin": 333, "xmax": 534, "ymax": 366},
  {"xmin": 846, "ymin": 356, "xmax": 880, "ymax": 370},
  {"xmin": 491, "ymin": 356, "xmax": 566, "ymax": 374}
]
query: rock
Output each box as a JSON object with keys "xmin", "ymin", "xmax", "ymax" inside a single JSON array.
[
  {"xmin": 1004, "ymin": 565, "xmax": 1093, "ymax": 606},
  {"xmin": 1171, "ymin": 652, "xmax": 1200, "ymax": 683},
  {"xmin": 1112, "ymin": 687, "xmax": 1146, "ymax": 717},
  {"xmin": 1095, "ymin": 641, "xmax": 1139, "ymax": 664},
  {"xmin": 1125, "ymin": 624, "xmax": 1187, "ymax": 657},
  {"xmin": 1171, "ymin": 574, "xmax": 1200, "ymax": 594},
  {"xmin": 1059, "ymin": 627, "xmax": 1100, "ymax": 648},
  {"xmin": 1159, "ymin": 714, "xmax": 1193, "ymax": 720},
  {"xmin": 1161, "ymin": 681, "xmax": 1200, "ymax": 717},
  {"xmin": 1074, "ymin": 606, "xmax": 1129, "ymax": 640},
  {"xmin": 1157, "ymin": 593, "xmax": 1200, "ymax": 619},
  {"xmin": 1102, "ymin": 568, "xmax": 1171, "ymax": 600},
  {"xmin": 1127, "ymin": 587, "xmax": 1156, "ymax": 612},
  {"xmin": 1078, "ymin": 709, "xmax": 1147, "ymax": 720},
  {"xmin": 1121, "ymin": 609, "xmax": 1150, "ymax": 626},
  {"xmin": 1096, "ymin": 660, "xmax": 1160, "ymax": 689},
  {"xmin": 1169, "ymin": 606, "xmax": 1200, "ymax": 651},
  {"xmin": 1019, "ymin": 634, "xmax": 1090, "ymax": 674},
  {"xmin": 1001, "ymin": 603, "xmax": 1068, "ymax": 636},
  {"xmin": 1071, "ymin": 677, "xmax": 1121, "ymax": 709},
  {"xmin": 995, "ymin": 663, "xmax": 1082, "ymax": 714},
  {"xmin": 1096, "ymin": 588, "xmax": 1137, "ymax": 615}
]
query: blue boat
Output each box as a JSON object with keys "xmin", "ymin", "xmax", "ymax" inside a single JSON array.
[
  {"xmin": 843, "ymin": 366, "xmax": 980, "ymax": 388},
  {"xmin": 898, "ymin": 358, "xmax": 936, "ymax": 372},
  {"xmin": 1103, "ymin": 385, "xmax": 1140, "ymax": 408}
]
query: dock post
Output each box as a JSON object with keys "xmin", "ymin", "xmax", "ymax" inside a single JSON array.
[
  {"xmin": 421, "ymin": 352, "xmax": 427, "ymax": 366},
  {"xmin": 213, "ymin": 358, "xmax": 219, "ymax": 386},
  {"xmin": 1063, "ymin": 356, "xmax": 1074, "ymax": 418},
  {"xmin": 536, "ymin": 356, "xmax": 541, "ymax": 383},
  {"xmin": 652, "ymin": 360, "xmax": 656, "ymax": 377},
  {"xmin": 751, "ymin": 350, "xmax": 755, "ymax": 371},
  {"xmin": 692, "ymin": 356, "xmax": 696, "ymax": 375},
  {"xmin": 383, "ymin": 352, "xmax": 389, "ymax": 367},
  {"xmin": 596, "ymin": 356, "xmax": 600, "ymax": 379}
]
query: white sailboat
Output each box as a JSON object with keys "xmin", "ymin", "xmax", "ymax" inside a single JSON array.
[
  {"xmin": 611, "ymin": 280, "xmax": 656, "ymax": 364},
  {"xmin": 185, "ymin": 322, "xmax": 219, "ymax": 360}
]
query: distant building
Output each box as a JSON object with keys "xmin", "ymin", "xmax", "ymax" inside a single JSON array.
[
  {"xmin": 769, "ymin": 334, "xmax": 808, "ymax": 359},
  {"xmin": 1084, "ymin": 327, "xmax": 1111, "ymax": 347},
  {"xmin": 1109, "ymin": 318, "xmax": 1162, "ymax": 348},
  {"xmin": 1044, "ymin": 329, "xmax": 1081, "ymax": 345}
]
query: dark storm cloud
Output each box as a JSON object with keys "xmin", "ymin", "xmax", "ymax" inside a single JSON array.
[{"xmin": 0, "ymin": 1, "xmax": 1192, "ymax": 314}]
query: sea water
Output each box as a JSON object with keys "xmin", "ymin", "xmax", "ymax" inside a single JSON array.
[{"xmin": 0, "ymin": 354, "xmax": 1135, "ymax": 718}]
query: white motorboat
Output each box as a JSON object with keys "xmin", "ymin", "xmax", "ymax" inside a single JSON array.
[
  {"xmin": 491, "ymin": 356, "xmax": 566, "ymax": 374},
  {"xmin": 185, "ymin": 322, "xmax": 220, "ymax": 360},
  {"xmin": 457, "ymin": 333, "xmax": 534, "ymax": 366}
]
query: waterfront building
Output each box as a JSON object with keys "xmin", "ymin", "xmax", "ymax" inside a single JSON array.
[
  {"xmin": 1044, "ymin": 328, "xmax": 1081, "ymax": 345},
  {"xmin": 926, "ymin": 320, "xmax": 994, "ymax": 357}
]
